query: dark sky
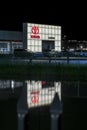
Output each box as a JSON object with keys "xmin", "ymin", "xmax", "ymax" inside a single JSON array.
[{"xmin": 0, "ymin": 2, "xmax": 87, "ymax": 40}]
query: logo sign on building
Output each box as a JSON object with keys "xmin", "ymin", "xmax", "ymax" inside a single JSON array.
[
  {"xmin": 32, "ymin": 26, "xmax": 39, "ymax": 34},
  {"xmin": 31, "ymin": 26, "xmax": 40, "ymax": 39}
]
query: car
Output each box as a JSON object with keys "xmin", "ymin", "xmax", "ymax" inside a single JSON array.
[
  {"xmin": 34, "ymin": 52, "xmax": 44, "ymax": 57},
  {"xmin": 48, "ymin": 49, "xmax": 59, "ymax": 57},
  {"xmin": 80, "ymin": 51, "xmax": 87, "ymax": 57}
]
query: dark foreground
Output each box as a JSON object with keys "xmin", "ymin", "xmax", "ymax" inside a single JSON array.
[{"xmin": 0, "ymin": 96, "xmax": 87, "ymax": 130}]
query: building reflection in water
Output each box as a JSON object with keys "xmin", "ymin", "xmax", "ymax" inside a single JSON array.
[
  {"xmin": 1, "ymin": 79, "xmax": 87, "ymax": 130},
  {"xmin": 26, "ymin": 80, "xmax": 61, "ymax": 108},
  {"xmin": 0, "ymin": 79, "xmax": 61, "ymax": 108},
  {"xmin": 0, "ymin": 80, "xmax": 23, "ymax": 89},
  {"xmin": 0, "ymin": 80, "xmax": 24, "ymax": 100},
  {"xmin": 1, "ymin": 80, "xmax": 87, "ymax": 101}
]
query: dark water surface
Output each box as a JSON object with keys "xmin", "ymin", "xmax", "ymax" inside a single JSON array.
[{"xmin": 0, "ymin": 80, "xmax": 87, "ymax": 130}]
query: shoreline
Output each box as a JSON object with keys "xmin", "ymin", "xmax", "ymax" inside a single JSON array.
[{"xmin": 0, "ymin": 64, "xmax": 87, "ymax": 81}]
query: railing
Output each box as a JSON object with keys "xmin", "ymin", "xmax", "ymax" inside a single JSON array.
[{"xmin": 1, "ymin": 52, "xmax": 87, "ymax": 65}]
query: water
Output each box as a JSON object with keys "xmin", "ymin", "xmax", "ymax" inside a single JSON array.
[{"xmin": 0, "ymin": 79, "xmax": 87, "ymax": 130}]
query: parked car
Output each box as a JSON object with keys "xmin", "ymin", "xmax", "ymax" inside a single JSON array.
[
  {"xmin": 14, "ymin": 49, "xmax": 34, "ymax": 58},
  {"xmin": 34, "ymin": 52, "xmax": 44, "ymax": 57},
  {"xmin": 80, "ymin": 51, "xmax": 87, "ymax": 57},
  {"xmin": 48, "ymin": 49, "xmax": 59, "ymax": 57}
]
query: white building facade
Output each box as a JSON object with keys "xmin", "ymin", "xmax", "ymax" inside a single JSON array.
[{"xmin": 23, "ymin": 23, "xmax": 61, "ymax": 53}]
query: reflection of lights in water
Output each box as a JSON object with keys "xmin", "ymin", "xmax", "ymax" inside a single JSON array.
[
  {"xmin": 26, "ymin": 80, "xmax": 61, "ymax": 108},
  {"xmin": 0, "ymin": 80, "xmax": 24, "ymax": 89},
  {"xmin": 0, "ymin": 80, "xmax": 10, "ymax": 89},
  {"xmin": 11, "ymin": 80, "xmax": 15, "ymax": 89}
]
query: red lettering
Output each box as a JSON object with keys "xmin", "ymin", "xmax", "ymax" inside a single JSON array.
[{"xmin": 31, "ymin": 35, "xmax": 40, "ymax": 39}]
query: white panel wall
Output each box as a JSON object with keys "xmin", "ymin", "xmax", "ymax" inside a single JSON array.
[{"xmin": 26, "ymin": 23, "xmax": 61, "ymax": 52}]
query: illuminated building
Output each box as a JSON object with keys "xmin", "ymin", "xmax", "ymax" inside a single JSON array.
[
  {"xmin": 23, "ymin": 23, "xmax": 61, "ymax": 53},
  {"xmin": 62, "ymin": 35, "xmax": 87, "ymax": 51},
  {"xmin": 0, "ymin": 23, "xmax": 61, "ymax": 54}
]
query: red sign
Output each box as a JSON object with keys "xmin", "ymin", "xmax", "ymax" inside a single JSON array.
[
  {"xmin": 31, "ymin": 91, "xmax": 39, "ymax": 94},
  {"xmin": 30, "ymin": 26, "xmax": 40, "ymax": 39},
  {"xmin": 31, "ymin": 35, "xmax": 40, "ymax": 38},
  {"xmin": 32, "ymin": 26, "xmax": 39, "ymax": 34}
]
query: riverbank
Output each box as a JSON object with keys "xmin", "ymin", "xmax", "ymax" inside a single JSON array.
[{"xmin": 0, "ymin": 63, "xmax": 87, "ymax": 81}]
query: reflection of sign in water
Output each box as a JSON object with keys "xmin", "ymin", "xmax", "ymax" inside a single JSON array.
[
  {"xmin": 27, "ymin": 80, "xmax": 61, "ymax": 108},
  {"xmin": 31, "ymin": 91, "xmax": 39, "ymax": 104},
  {"xmin": 31, "ymin": 95, "xmax": 39, "ymax": 104}
]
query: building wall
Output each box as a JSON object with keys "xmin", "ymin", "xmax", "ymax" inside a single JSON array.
[
  {"xmin": 0, "ymin": 23, "xmax": 61, "ymax": 54},
  {"xmin": 0, "ymin": 31, "xmax": 22, "ymax": 41},
  {"xmin": 23, "ymin": 23, "xmax": 61, "ymax": 52},
  {"xmin": 0, "ymin": 31, "xmax": 23, "ymax": 54}
]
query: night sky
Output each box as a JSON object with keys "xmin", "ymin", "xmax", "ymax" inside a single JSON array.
[{"xmin": 0, "ymin": 3, "xmax": 87, "ymax": 40}]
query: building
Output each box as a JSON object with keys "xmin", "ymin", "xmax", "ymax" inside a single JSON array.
[
  {"xmin": 1, "ymin": 25, "xmax": 87, "ymax": 56},
  {"xmin": 23, "ymin": 23, "xmax": 61, "ymax": 53},
  {"xmin": 0, "ymin": 30, "xmax": 23, "ymax": 54},
  {"xmin": 62, "ymin": 35, "xmax": 87, "ymax": 52},
  {"xmin": 0, "ymin": 23, "xmax": 61, "ymax": 54}
]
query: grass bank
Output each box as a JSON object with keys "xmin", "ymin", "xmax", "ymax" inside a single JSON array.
[{"xmin": 0, "ymin": 63, "xmax": 87, "ymax": 81}]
